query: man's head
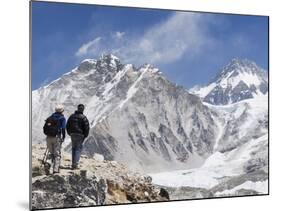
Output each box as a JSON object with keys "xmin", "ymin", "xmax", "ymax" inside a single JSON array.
[
  {"xmin": 55, "ymin": 104, "xmax": 64, "ymax": 113},
  {"xmin": 77, "ymin": 104, "xmax": 85, "ymax": 113}
]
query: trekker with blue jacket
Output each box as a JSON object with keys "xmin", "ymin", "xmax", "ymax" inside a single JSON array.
[
  {"xmin": 43, "ymin": 105, "xmax": 66, "ymax": 174},
  {"xmin": 66, "ymin": 104, "xmax": 89, "ymax": 170}
]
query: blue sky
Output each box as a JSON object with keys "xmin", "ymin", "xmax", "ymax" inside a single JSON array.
[{"xmin": 32, "ymin": 2, "xmax": 268, "ymax": 90}]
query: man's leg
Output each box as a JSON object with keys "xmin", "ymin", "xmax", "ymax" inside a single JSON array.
[
  {"xmin": 53, "ymin": 137, "xmax": 62, "ymax": 173},
  {"xmin": 45, "ymin": 137, "xmax": 54, "ymax": 174},
  {"xmin": 71, "ymin": 134, "xmax": 84, "ymax": 169},
  {"xmin": 71, "ymin": 135, "xmax": 78, "ymax": 168},
  {"xmin": 75, "ymin": 138, "xmax": 83, "ymax": 165},
  {"xmin": 71, "ymin": 146, "xmax": 75, "ymax": 167}
]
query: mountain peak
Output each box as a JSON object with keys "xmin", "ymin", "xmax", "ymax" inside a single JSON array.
[
  {"xmin": 79, "ymin": 54, "xmax": 120, "ymax": 66},
  {"xmin": 96, "ymin": 53, "xmax": 123, "ymax": 72},
  {"xmin": 77, "ymin": 54, "xmax": 124, "ymax": 74},
  {"xmin": 100, "ymin": 53, "xmax": 120, "ymax": 62},
  {"xmin": 228, "ymin": 58, "xmax": 256, "ymax": 66},
  {"xmin": 220, "ymin": 58, "xmax": 265, "ymax": 78},
  {"xmin": 191, "ymin": 58, "xmax": 268, "ymax": 105}
]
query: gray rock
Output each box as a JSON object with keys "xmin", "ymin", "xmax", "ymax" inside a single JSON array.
[{"xmin": 32, "ymin": 174, "xmax": 107, "ymax": 209}]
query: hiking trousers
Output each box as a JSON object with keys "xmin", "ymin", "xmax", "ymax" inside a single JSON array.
[
  {"xmin": 71, "ymin": 133, "xmax": 84, "ymax": 167},
  {"xmin": 46, "ymin": 136, "xmax": 62, "ymax": 173}
]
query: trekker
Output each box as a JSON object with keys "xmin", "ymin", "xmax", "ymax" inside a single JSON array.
[
  {"xmin": 43, "ymin": 105, "xmax": 66, "ymax": 174},
  {"xmin": 66, "ymin": 104, "xmax": 90, "ymax": 170}
]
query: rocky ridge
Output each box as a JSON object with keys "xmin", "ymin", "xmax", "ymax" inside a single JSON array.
[{"xmin": 31, "ymin": 144, "xmax": 169, "ymax": 210}]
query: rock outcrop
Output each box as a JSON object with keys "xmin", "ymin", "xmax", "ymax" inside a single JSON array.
[{"xmin": 31, "ymin": 144, "xmax": 169, "ymax": 210}]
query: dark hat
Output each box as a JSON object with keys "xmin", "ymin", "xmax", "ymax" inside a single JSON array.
[{"xmin": 77, "ymin": 104, "xmax": 85, "ymax": 112}]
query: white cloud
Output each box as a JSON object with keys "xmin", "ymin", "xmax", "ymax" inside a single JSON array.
[
  {"xmin": 113, "ymin": 31, "xmax": 125, "ymax": 39},
  {"xmin": 75, "ymin": 37, "xmax": 102, "ymax": 57},
  {"xmin": 119, "ymin": 12, "xmax": 208, "ymax": 65},
  {"xmin": 75, "ymin": 12, "xmax": 212, "ymax": 66}
]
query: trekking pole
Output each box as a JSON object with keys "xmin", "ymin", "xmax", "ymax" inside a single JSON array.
[{"xmin": 41, "ymin": 147, "xmax": 49, "ymax": 167}]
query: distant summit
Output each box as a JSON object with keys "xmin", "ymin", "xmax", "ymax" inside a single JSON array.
[{"xmin": 190, "ymin": 58, "xmax": 268, "ymax": 105}]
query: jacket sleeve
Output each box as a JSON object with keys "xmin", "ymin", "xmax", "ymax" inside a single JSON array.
[
  {"xmin": 82, "ymin": 116, "xmax": 90, "ymax": 138},
  {"xmin": 60, "ymin": 117, "xmax": 66, "ymax": 139},
  {"xmin": 61, "ymin": 128, "xmax": 66, "ymax": 139},
  {"xmin": 66, "ymin": 115, "xmax": 71, "ymax": 135}
]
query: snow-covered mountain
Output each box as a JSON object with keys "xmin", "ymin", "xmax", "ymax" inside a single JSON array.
[
  {"xmin": 32, "ymin": 55, "xmax": 268, "ymax": 197},
  {"xmin": 32, "ymin": 54, "xmax": 218, "ymax": 172},
  {"xmin": 151, "ymin": 57, "xmax": 268, "ymax": 197},
  {"xmin": 151, "ymin": 95, "xmax": 268, "ymax": 198},
  {"xmin": 190, "ymin": 59, "xmax": 268, "ymax": 105}
]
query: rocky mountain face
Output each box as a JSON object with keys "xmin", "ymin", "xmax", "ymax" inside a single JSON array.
[
  {"xmin": 31, "ymin": 144, "xmax": 169, "ymax": 209},
  {"xmin": 150, "ymin": 94, "xmax": 268, "ymax": 199},
  {"xmin": 149, "ymin": 59, "xmax": 268, "ymax": 198},
  {"xmin": 188, "ymin": 59, "xmax": 268, "ymax": 181},
  {"xmin": 32, "ymin": 55, "xmax": 268, "ymax": 201},
  {"xmin": 32, "ymin": 54, "xmax": 218, "ymax": 172},
  {"xmin": 190, "ymin": 59, "xmax": 268, "ymax": 105}
]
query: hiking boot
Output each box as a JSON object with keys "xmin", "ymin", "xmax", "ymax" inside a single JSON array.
[
  {"xmin": 72, "ymin": 164, "xmax": 79, "ymax": 170},
  {"xmin": 53, "ymin": 170, "xmax": 60, "ymax": 174},
  {"xmin": 44, "ymin": 163, "xmax": 51, "ymax": 175}
]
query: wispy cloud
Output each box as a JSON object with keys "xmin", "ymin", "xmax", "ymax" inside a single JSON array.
[
  {"xmin": 113, "ymin": 31, "xmax": 125, "ymax": 40},
  {"xmin": 75, "ymin": 37, "xmax": 102, "ymax": 57},
  {"xmin": 120, "ymin": 12, "xmax": 208, "ymax": 65},
  {"xmin": 74, "ymin": 12, "xmax": 248, "ymax": 67},
  {"xmin": 75, "ymin": 12, "xmax": 211, "ymax": 65}
]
